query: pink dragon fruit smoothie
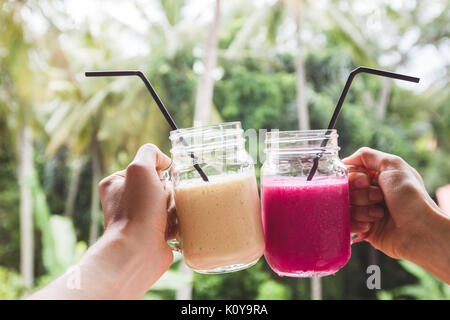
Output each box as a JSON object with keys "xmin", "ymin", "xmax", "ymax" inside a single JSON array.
[{"xmin": 261, "ymin": 176, "xmax": 351, "ymax": 277}]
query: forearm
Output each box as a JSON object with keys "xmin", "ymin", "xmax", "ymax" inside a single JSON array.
[
  {"xmin": 403, "ymin": 206, "xmax": 450, "ymax": 284},
  {"xmin": 28, "ymin": 228, "xmax": 170, "ymax": 299}
]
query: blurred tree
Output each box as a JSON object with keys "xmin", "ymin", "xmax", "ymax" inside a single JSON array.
[
  {"xmin": 0, "ymin": 266, "xmax": 24, "ymax": 299},
  {"xmin": 31, "ymin": 0, "xmax": 179, "ymax": 244},
  {"xmin": 378, "ymin": 260, "xmax": 450, "ymax": 300},
  {"xmin": 31, "ymin": 170, "xmax": 87, "ymax": 289},
  {"xmin": 193, "ymin": 0, "xmax": 221, "ymax": 126},
  {"xmin": 0, "ymin": 0, "xmax": 40, "ymax": 289},
  {"xmin": 291, "ymin": 0, "xmax": 309, "ymax": 131}
]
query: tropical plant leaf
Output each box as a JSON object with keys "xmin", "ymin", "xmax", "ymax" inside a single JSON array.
[{"xmin": 150, "ymin": 269, "xmax": 193, "ymax": 291}]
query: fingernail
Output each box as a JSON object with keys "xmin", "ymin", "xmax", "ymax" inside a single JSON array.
[
  {"xmin": 369, "ymin": 189, "xmax": 383, "ymax": 202},
  {"xmin": 359, "ymin": 223, "xmax": 371, "ymax": 232},
  {"xmin": 355, "ymin": 178, "xmax": 366, "ymax": 188},
  {"xmin": 369, "ymin": 207, "xmax": 384, "ymax": 218}
]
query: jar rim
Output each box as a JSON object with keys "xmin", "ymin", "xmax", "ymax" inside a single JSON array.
[
  {"xmin": 169, "ymin": 121, "xmax": 242, "ymax": 140},
  {"xmin": 265, "ymin": 129, "xmax": 338, "ymax": 143},
  {"xmin": 264, "ymin": 129, "xmax": 340, "ymax": 155},
  {"xmin": 169, "ymin": 121, "xmax": 245, "ymax": 156}
]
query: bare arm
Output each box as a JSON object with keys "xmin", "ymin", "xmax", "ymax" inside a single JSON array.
[
  {"xmin": 28, "ymin": 144, "xmax": 174, "ymax": 299},
  {"xmin": 400, "ymin": 205, "xmax": 450, "ymax": 284}
]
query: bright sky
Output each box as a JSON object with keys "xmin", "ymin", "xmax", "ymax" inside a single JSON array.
[{"xmin": 22, "ymin": 0, "xmax": 449, "ymax": 92}]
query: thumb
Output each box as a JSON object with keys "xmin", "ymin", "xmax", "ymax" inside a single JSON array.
[
  {"xmin": 131, "ymin": 143, "xmax": 172, "ymax": 172},
  {"xmin": 125, "ymin": 144, "xmax": 172, "ymax": 187},
  {"xmin": 343, "ymin": 147, "xmax": 402, "ymax": 173}
]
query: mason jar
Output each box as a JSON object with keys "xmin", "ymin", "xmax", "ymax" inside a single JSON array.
[
  {"xmin": 168, "ymin": 121, "xmax": 265, "ymax": 274},
  {"xmin": 260, "ymin": 129, "xmax": 351, "ymax": 277}
]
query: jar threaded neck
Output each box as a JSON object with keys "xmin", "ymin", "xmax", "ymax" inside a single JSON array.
[
  {"xmin": 265, "ymin": 129, "xmax": 340, "ymax": 157},
  {"xmin": 170, "ymin": 122, "xmax": 245, "ymax": 157}
]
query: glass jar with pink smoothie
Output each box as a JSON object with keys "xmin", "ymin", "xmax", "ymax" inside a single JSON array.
[{"xmin": 260, "ymin": 129, "xmax": 351, "ymax": 277}]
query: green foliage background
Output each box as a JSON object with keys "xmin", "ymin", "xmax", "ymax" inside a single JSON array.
[{"xmin": 0, "ymin": 0, "xmax": 449, "ymax": 299}]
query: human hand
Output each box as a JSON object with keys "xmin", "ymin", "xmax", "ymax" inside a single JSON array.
[
  {"xmin": 343, "ymin": 147, "xmax": 445, "ymax": 260},
  {"xmin": 347, "ymin": 163, "xmax": 385, "ymax": 239},
  {"xmin": 29, "ymin": 144, "xmax": 178, "ymax": 299},
  {"xmin": 98, "ymin": 143, "xmax": 175, "ymax": 282}
]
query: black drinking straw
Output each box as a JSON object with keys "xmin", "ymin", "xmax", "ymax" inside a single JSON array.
[
  {"xmin": 85, "ymin": 70, "xmax": 209, "ymax": 182},
  {"xmin": 306, "ymin": 66, "xmax": 420, "ymax": 181}
]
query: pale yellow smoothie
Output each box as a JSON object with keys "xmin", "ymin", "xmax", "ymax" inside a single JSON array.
[{"xmin": 174, "ymin": 172, "xmax": 265, "ymax": 271}]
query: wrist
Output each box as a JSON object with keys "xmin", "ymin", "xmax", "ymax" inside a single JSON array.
[
  {"xmin": 91, "ymin": 225, "xmax": 173, "ymax": 298},
  {"xmin": 103, "ymin": 222, "xmax": 171, "ymax": 268},
  {"xmin": 399, "ymin": 205, "xmax": 450, "ymax": 277},
  {"xmin": 111, "ymin": 218, "xmax": 170, "ymax": 251}
]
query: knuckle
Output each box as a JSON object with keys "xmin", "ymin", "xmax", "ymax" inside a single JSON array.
[
  {"xmin": 398, "ymin": 179, "xmax": 420, "ymax": 195},
  {"xmin": 390, "ymin": 155, "xmax": 404, "ymax": 165},
  {"xmin": 380, "ymin": 169, "xmax": 419, "ymax": 194},
  {"xmin": 380, "ymin": 155, "xmax": 404, "ymax": 169},
  {"xmin": 126, "ymin": 162, "xmax": 148, "ymax": 175},
  {"xmin": 141, "ymin": 143, "xmax": 159, "ymax": 153},
  {"xmin": 358, "ymin": 146, "xmax": 373, "ymax": 155},
  {"xmin": 98, "ymin": 176, "xmax": 113, "ymax": 192}
]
